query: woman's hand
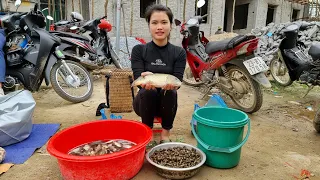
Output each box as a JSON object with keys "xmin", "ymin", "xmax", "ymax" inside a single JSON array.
[
  {"xmin": 140, "ymin": 72, "xmax": 156, "ymax": 90},
  {"xmin": 140, "ymin": 82, "xmax": 156, "ymax": 90},
  {"xmin": 162, "ymin": 84, "xmax": 177, "ymax": 90},
  {"xmin": 141, "ymin": 71, "xmax": 153, "ymax": 77}
]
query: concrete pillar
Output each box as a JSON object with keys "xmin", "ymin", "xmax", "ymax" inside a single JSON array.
[{"xmin": 303, "ymin": 4, "xmax": 309, "ymax": 19}]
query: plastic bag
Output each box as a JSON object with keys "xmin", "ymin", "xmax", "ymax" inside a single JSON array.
[
  {"xmin": 0, "ymin": 90, "xmax": 36, "ymax": 146},
  {"xmin": 205, "ymin": 94, "xmax": 228, "ymax": 108}
]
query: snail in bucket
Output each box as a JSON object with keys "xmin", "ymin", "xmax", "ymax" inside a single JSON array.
[{"xmin": 68, "ymin": 139, "xmax": 136, "ymax": 156}]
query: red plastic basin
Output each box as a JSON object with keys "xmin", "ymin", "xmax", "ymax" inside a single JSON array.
[{"xmin": 47, "ymin": 120, "xmax": 152, "ymax": 180}]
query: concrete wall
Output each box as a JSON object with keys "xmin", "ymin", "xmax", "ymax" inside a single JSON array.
[
  {"xmin": 1, "ymin": 1, "xmax": 36, "ymax": 13},
  {"xmin": 255, "ymin": 0, "xmax": 304, "ymax": 28},
  {"xmin": 229, "ymin": 0, "xmax": 304, "ymax": 34},
  {"xmin": 65, "ymin": 0, "xmax": 306, "ymax": 39},
  {"xmin": 225, "ymin": 0, "xmax": 257, "ymax": 34}
]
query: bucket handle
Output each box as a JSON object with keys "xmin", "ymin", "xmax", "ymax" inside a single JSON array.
[{"xmin": 191, "ymin": 117, "xmax": 250, "ymax": 153}]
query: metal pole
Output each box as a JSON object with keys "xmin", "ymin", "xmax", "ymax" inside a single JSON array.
[
  {"xmin": 176, "ymin": 0, "xmax": 181, "ymax": 44},
  {"xmin": 116, "ymin": 0, "xmax": 121, "ymax": 55}
]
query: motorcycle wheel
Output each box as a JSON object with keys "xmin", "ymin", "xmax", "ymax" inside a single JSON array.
[
  {"xmin": 182, "ymin": 64, "xmax": 204, "ymax": 87},
  {"xmin": 314, "ymin": 108, "xmax": 320, "ymax": 133},
  {"xmin": 270, "ymin": 58, "xmax": 293, "ymax": 87},
  {"xmin": 227, "ymin": 65, "xmax": 263, "ymax": 113},
  {"xmin": 50, "ymin": 60, "xmax": 93, "ymax": 103}
]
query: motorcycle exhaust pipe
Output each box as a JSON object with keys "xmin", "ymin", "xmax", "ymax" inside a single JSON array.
[{"xmin": 63, "ymin": 52, "xmax": 100, "ymax": 70}]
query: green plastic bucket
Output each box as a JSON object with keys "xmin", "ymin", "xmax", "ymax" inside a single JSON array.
[{"xmin": 191, "ymin": 106, "xmax": 250, "ymax": 169}]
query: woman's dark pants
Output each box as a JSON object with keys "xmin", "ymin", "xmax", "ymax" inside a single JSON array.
[{"xmin": 133, "ymin": 88, "xmax": 177, "ymax": 130}]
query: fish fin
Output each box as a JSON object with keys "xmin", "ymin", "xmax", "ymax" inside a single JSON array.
[
  {"xmin": 131, "ymin": 80, "xmax": 135, "ymax": 87},
  {"xmin": 165, "ymin": 76, "xmax": 169, "ymax": 85}
]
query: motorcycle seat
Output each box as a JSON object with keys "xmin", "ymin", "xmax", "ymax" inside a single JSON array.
[
  {"xmin": 205, "ymin": 35, "xmax": 247, "ymax": 54},
  {"xmin": 308, "ymin": 42, "xmax": 320, "ymax": 60},
  {"xmin": 49, "ymin": 31, "xmax": 90, "ymax": 41},
  {"xmin": 54, "ymin": 20, "xmax": 70, "ymax": 26}
]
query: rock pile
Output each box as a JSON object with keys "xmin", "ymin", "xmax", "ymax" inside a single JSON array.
[
  {"xmin": 110, "ymin": 36, "xmax": 145, "ymax": 68},
  {"xmin": 207, "ymin": 32, "xmax": 238, "ymax": 42},
  {"xmin": 251, "ymin": 21, "xmax": 320, "ymax": 65}
]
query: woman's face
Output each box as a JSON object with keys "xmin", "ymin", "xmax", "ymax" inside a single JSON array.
[{"xmin": 149, "ymin": 11, "xmax": 171, "ymax": 42}]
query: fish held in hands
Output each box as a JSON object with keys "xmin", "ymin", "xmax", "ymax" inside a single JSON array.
[{"xmin": 132, "ymin": 73, "xmax": 182, "ymax": 88}]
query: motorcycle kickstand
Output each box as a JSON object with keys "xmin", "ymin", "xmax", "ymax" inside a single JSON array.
[
  {"xmin": 303, "ymin": 85, "xmax": 314, "ymax": 98},
  {"xmin": 200, "ymin": 81, "xmax": 218, "ymax": 100},
  {"xmin": 201, "ymin": 87, "xmax": 212, "ymax": 100}
]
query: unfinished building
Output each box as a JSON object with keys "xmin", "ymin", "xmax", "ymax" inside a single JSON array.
[
  {"xmin": 225, "ymin": 0, "xmax": 306, "ymax": 34},
  {"xmin": 61, "ymin": 0, "xmax": 308, "ymax": 41}
]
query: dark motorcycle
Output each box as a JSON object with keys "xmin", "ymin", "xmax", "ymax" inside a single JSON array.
[
  {"xmin": 270, "ymin": 24, "xmax": 320, "ymax": 96},
  {"xmin": 49, "ymin": 16, "xmax": 122, "ymax": 70},
  {"xmin": 2, "ymin": 2, "xmax": 93, "ymax": 103}
]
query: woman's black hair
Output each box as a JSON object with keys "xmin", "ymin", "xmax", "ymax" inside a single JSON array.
[{"xmin": 145, "ymin": 4, "xmax": 173, "ymax": 24}]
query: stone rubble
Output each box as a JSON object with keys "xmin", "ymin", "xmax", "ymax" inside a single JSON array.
[
  {"xmin": 109, "ymin": 37, "xmax": 145, "ymax": 69},
  {"xmin": 251, "ymin": 21, "xmax": 320, "ymax": 65}
]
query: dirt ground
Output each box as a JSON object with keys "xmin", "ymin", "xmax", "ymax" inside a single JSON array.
[{"xmin": 1, "ymin": 77, "xmax": 320, "ymax": 180}]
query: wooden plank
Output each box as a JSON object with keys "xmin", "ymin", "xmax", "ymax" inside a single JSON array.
[{"xmin": 285, "ymin": 0, "xmax": 309, "ymax": 4}]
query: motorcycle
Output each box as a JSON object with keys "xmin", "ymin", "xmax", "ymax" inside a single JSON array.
[
  {"xmin": 175, "ymin": 15, "xmax": 271, "ymax": 113},
  {"xmin": 49, "ymin": 12, "xmax": 84, "ymax": 32},
  {"xmin": 2, "ymin": 2, "xmax": 93, "ymax": 103},
  {"xmin": 49, "ymin": 16, "xmax": 122, "ymax": 70},
  {"xmin": 269, "ymin": 23, "xmax": 320, "ymax": 97}
]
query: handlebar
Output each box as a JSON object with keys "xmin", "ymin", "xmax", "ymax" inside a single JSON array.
[
  {"xmin": 14, "ymin": 12, "xmax": 27, "ymax": 19},
  {"xmin": 201, "ymin": 14, "xmax": 208, "ymax": 18},
  {"xmin": 34, "ymin": 3, "xmax": 38, "ymax": 12},
  {"xmin": 198, "ymin": 14, "xmax": 208, "ymax": 24},
  {"xmin": 95, "ymin": 16, "xmax": 108, "ymax": 24},
  {"xmin": 100, "ymin": 16, "xmax": 107, "ymax": 20}
]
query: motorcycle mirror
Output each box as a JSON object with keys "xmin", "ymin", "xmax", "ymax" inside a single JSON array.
[
  {"xmin": 197, "ymin": 0, "xmax": 205, "ymax": 8},
  {"xmin": 47, "ymin": 16, "xmax": 54, "ymax": 21},
  {"xmin": 15, "ymin": 0, "xmax": 21, "ymax": 12},
  {"xmin": 174, "ymin": 19, "xmax": 181, "ymax": 26},
  {"xmin": 15, "ymin": 0, "xmax": 21, "ymax": 7},
  {"xmin": 70, "ymin": 26, "xmax": 78, "ymax": 30}
]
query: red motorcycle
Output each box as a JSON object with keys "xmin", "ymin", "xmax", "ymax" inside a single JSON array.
[{"xmin": 175, "ymin": 15, "xmax": 271, "ymax": 113}]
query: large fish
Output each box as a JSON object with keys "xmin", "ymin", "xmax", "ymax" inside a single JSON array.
[{"xmin": 132, "ymin": 73, "xmax": 182, "ymax": 88}]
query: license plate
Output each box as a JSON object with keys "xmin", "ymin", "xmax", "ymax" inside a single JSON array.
[{"xmin": 243, "ymin": 57, "xmax": 269, "ymax": 75}]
